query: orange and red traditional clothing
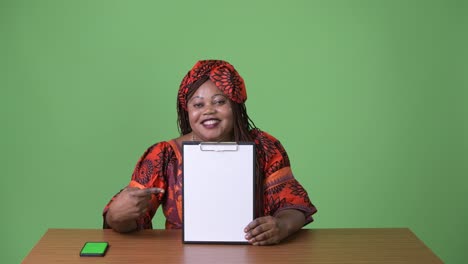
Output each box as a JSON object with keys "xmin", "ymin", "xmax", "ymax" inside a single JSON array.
[{"xmin": 103, "ymin": 129, "xmax": 317, "ymax": 229}]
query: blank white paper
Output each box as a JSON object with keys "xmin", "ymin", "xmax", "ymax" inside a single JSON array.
[{"xmin": 183, "ymin": 142, "xmax": 255, "ymax": 243}]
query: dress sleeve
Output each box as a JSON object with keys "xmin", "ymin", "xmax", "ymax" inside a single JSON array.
[
  {"xmin": 256, "ymin": 131, "xmax": 317, "ymax": 225},
  {"xmin": 102, "ymin": 142, "xmax": 171, "ymax": 230}
]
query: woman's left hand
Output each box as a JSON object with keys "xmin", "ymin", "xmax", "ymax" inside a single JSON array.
[
  {"xmin": 244, "ymin": 216, "xmax": 288, "ymax": 245},
  {"xmin": 244, "ymin": 209, "xmax": 306, "ymax": 246}
]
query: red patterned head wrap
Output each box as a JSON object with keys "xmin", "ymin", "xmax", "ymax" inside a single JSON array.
[{"xmin": 178, "ymin": 60, "xmax": 247, "ymax": 111}]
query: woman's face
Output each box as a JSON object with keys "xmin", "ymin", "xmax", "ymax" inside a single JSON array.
[{"xmin": 187, "ymin": 80, "xmax": 234, "ymax": 141}]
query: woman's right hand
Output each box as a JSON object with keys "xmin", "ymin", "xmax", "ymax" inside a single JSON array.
[{"xmin": 106, "ymin": 187, "xmax": 164, "ymax": 232}]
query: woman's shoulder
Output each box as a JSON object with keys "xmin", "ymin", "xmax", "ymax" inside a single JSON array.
[
  {"xmin": 249, "ymin": 128, "xmax": 280, "ymax": 143},
  {"xmin": 144, "ymin": 140, "xmax": 173, "ymax": 151},
  {"xmin": 138, "ymin": 139, "xmax": 180, "ymax": 160},
  {"xmin": 250, "ymin": 128, "xmax": 290, "ymax": 165}
]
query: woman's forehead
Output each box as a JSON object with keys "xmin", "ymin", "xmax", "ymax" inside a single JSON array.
[{"xmin": 190, "ymin": 80, "xmax": 227, "ymax": 99}]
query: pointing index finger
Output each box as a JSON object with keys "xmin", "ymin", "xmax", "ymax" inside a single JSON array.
[{"xmin": 131, "ymin": 187, "xmax": 164, "ymax": 197}]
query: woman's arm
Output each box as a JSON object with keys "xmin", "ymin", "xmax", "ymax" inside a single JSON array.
[{"xmin": 248, "ymin": 131, "xmax": 317, "ymax": 245}]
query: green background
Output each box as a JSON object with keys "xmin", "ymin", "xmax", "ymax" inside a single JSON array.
[{"xmin": 1, "ymin": 0, "xmax": 467, "ymax": 263}]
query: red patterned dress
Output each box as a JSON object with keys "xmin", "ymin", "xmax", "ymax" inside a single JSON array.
[{"xmin": 103, "ymin": 129, "xmax": 317, "ymax": 229}]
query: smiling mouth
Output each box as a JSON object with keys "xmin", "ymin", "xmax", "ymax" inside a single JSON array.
[
  {"xmin": 201, "ymin": 119, "xmax": 220, "ymax": 127},
  {"xmin": 202, "ymin": 119, "xmax": 219, "ymax": 125}
]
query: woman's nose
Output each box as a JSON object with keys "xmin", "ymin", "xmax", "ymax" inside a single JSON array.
[{"xmin": 203, "ymin": 104, "xmax": 216, "ymax": 115}]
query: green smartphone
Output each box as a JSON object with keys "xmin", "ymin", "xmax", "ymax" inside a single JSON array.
[{"xmin": 79, "ymin": 242, "xmax": 109, "ymax": 257}]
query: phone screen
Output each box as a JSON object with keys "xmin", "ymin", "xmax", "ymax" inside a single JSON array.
[{"xmin": 80, "ymin": 242, "xmax": 109, "ymax": 256}]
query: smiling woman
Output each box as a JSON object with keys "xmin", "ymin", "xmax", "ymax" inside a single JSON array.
[
  {"xmin": 102, "ymin": 60, "xmax": 317, "ymax": 245},
  {"xmin": 186, "ymin": 81, "xmax": 235, "ymax": 142}
]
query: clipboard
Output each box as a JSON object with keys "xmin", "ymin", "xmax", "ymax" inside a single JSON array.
[{"xmin": 182, "ymin": 141, "xmax": 256, "ymax": 244}]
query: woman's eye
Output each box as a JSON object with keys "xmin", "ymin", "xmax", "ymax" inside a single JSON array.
[
  {"xmin": 214, "ymin": 100, "xmax": 226, "ymax": 105},
  {"xmin": 193, "ymin": 103, "xmax": 204, "ymax": 108}
]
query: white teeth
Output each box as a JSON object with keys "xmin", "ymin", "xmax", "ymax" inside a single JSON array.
[{"xmin": 202, "ymin": 120, "xmax": 219, "ymax": 125}]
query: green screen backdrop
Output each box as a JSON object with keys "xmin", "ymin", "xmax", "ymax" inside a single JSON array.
[{"xmin": 1, "ymin": 1, "xmax": 467, "ymax": 263}]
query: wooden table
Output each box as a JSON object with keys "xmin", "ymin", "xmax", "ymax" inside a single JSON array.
[{"xmin": 22, "ymin": 228, "xmax": 443, "ymax": 264}]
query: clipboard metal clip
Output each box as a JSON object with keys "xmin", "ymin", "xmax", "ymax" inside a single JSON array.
[{"xmin": 199, "ymin": 142, "xmax": 239, "ymax": 152}]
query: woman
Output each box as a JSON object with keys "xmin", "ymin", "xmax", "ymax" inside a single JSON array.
[{"xmin": 103, "ymin": 60, "xmax": 317, "ymax": 245}]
